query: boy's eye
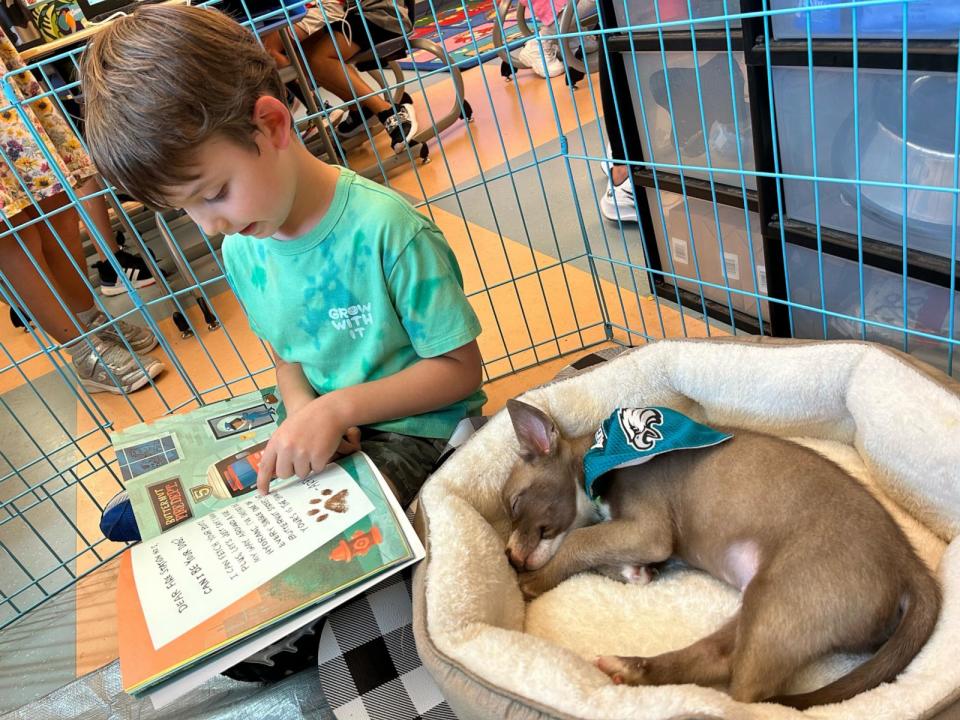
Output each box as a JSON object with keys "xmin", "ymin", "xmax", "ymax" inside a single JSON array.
[{"xmin": 205, "ymin": 185, "xmax": 228, "ymax": 202}]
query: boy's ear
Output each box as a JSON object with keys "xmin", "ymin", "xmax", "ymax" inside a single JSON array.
[
  {"xmin": 507, "ymin": 399, "xmax": 558, "ymax": 460},
  {"xmin": 252, "ymin": 95, "xmax": 293, "ymax": 150}
]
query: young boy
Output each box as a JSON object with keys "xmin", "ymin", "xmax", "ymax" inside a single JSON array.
[
  {"xmin": 82, "ymin": 4, "xmax": 484, "ymax": 507},
  {"xmin": 82, "ymin": 1, "xmax": 485, "ymax": 682}
]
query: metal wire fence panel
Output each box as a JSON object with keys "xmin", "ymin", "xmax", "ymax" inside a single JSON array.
[
  {"xmin": 0, "ymin": 0, "xmax": 956, "ymax": 630},
  {"xmin": 582, "ymin": 0, "xmax": 960, "ymax": 368}
]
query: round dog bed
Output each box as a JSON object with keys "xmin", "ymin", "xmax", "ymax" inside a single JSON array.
[{"xmin": 412, "ymin": 338, "xmax": 960, "ymax": 720}]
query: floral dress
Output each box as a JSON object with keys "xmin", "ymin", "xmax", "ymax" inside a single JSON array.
[{"xmin": 0, "ymin": 28, "xmax": 95, "ymax": 218}]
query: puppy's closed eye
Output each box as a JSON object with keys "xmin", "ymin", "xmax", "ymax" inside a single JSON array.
[{"xmin": 510, "ymin": 492, "xmax": 525, "ymax": 519}]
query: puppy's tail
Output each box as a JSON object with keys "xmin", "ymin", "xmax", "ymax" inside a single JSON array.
[{"xmin": 772, "ymin": 569, "xmax": 940, "ymax": 710}]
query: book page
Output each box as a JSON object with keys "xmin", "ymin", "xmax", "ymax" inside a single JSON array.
[
  {"xmin": 112, "ymin": 388, "xmax": 282, "ymax": 541},
  {"xmin": 131, "ymin": 464, "xmax": 373, "ymax": 649}
]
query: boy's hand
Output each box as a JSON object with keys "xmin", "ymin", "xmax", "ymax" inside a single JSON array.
[
  {"xmin": 255, "ymin": 398, "xmax": 356, "ymax": 494},
  {"xmin": 333, "ymin": 426, "xmax": 362, "ymax": 459}
]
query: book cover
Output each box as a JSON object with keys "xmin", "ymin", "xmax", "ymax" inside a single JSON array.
[
  {"xmin": 117, "ymin": 452, "xmax": 420, "ymax": 695},
  {"xmin": 111, "ymin": 388, "xmax": 281, "ymax": 540}
]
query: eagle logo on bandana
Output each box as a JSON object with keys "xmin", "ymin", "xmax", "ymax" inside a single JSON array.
[
  {"xmin": 591, "ymin": 424, "xmax": 606, "ymax": 450},
  {"xmin": 618, "ymin": 408, "xmax": 664, "ymax": 451}
]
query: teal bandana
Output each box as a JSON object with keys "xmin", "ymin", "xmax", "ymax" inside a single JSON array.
[{"xmin": 583, "ymin": 407, "xmax": 733, "ymax": 500}]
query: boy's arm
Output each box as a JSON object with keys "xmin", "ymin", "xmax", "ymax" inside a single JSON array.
[
  {"xmin": 256, "ymin": 339, "xmax": 482, "ymax": 493},
  {"xmin": 272, "ymin": 348, "xmax": 317, "ymax": 418}
]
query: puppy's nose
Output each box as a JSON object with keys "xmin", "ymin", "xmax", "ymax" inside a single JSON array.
[{"xmin": 505, "ymin": 546, "xmax": 524, "ymax": 570}]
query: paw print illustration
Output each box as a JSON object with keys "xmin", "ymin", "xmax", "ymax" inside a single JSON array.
[{"xmin": 308, "ymin": 488, "xmax": 349, "ymax": 521}]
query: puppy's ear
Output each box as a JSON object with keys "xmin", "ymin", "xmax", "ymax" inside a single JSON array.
[{"xmin": 507, "ymin": 399, "xmax": 558, "ymax": 460}]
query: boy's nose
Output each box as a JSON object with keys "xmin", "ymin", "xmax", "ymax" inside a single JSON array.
[{"xmin": 192, "ymin": 213, "xmax": 224, "ymax": 237}]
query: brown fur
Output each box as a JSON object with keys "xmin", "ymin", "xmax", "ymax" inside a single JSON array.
[{"xmin": 503, "ymin": 399, "xmax": 941, "ymax": 708}]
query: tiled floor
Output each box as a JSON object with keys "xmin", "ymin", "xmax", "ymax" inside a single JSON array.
[{"xmin": 0, "ymin": 57, "xmax": 716, "ymax": 713}]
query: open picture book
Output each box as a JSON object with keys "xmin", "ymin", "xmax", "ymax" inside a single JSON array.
[{"xmin": 110, "ymin": 390, "xmax": 424, "ymax": 707}]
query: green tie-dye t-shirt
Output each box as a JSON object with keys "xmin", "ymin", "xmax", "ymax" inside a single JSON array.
[{"xmin": 223, "ymin": 168, "xmax": 485, "ymax": 439}]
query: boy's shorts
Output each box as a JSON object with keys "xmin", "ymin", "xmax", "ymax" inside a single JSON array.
[
  {"xmin": 296, "ymin": 8, "xmax": 400, "ymax": 51},
  {"xmin": 357, "ymin": 427, "xmax": 446, "ymax": 508}
]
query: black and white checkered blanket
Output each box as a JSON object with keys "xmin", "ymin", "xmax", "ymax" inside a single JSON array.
[
  {"xmin": 317, "ymin": 568, "xmax": 457, "ymax": 720},
  {"xmin": 312, "ymin": 419, "xmax": 496, "ymax": 720}
]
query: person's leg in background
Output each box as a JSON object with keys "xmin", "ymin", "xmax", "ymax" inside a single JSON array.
[
  {"xmin": 0, "ymin": 192, "xmax": 164, "ymax": 393},
  {"xmin": 572, "ymin": 0, "xmax": 599, "ymax": 61},
  {"xmin": 302, "ymin": 23, "xmax": 417, "ymax": 153},
  {"xmin": 597, "ymin": 9, "xmax": 638, "ymax": 223},
  {"xmin": 0, "ymin": 26, "xmax": 163, "ymax": 391},
  {"xmin": 37, "ymin": 190, "xmax": 160, "ymax": 355},
  {"xmin": 76, "ymin": 177, "xmax": 156, "ymax": 296},
  {"xmin": 261, "ymin": 30, "xmax": 292, "ymax": 68},
  {"xmin": 36, "ymin": 193, "xmax": 92, "ymax": 321},
  {"xmin": 1, "ymin": 206, "xmax": 86, "ymax": 342},
  {"xmin": 260, "ymin": 19, "xmax": 347, "ymax": 134}
]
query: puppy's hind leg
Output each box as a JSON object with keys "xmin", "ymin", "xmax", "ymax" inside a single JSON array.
[
  {"xmin": 597, "ymin": 617, "xmax": 738, "ymax": 687},
  {"xmin": 727, "ymin": 579, "xmax": 828, "ymax": 703}
]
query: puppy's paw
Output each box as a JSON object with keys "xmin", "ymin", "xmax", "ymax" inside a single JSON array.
[
  {"xmin": 596, "ymin": 564, "xmax": 658, "ymax": 585},
  {"xmin": 517, "ymin": 568, "xmax": 554, "ymax": 600},
  {"xmin": 620, "ymin": 564, "xmax": 656, "ymax": 584},
  {"xmin": 595, "ymin": 655, "xmax": 651, "ymax": 686}
]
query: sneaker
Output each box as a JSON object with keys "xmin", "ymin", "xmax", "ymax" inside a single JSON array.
[
  {"xmin": 300, "ymin": 100, "xmax": 346, "ymax": 142},
  {"xmin": 600, "ymin": 176, "xmax": 638, "ymax": 223},
  {"xmin": 289, "ymin": 93, "xmax": 308, "ymax": 122},
  {"xmin": 88, "ymin": 310, "xmax": 159, "ymax": 355},
  {"xmin": 527, "ymin": 39, "xmax": 564, "ymax": 79},
  {"xmin": 69, "ymin": 335, "xmax": 164, "ymax": 395},
  {"xmin": 100, "ymin": 490, "xmax": 141, "ymax": 542},
  {"xmin": 117, "ymin": 231, "xmax": 171, "ymax": 279},
  {"xmin": 335, "ymin": 105, "xmax": 377, "ymax": 139},
  {"xmin": 94, "ymin": 248, "xmax": 156, "ymax": 296},
  {"xmin": 516, "ymin": 37, "xmax": 540, "ymax": 69},
  {"xmin": 383, "ymin": 102, "xmax": 419, "ymax": 153},
  {"xmin": 221, "ymin": 617, "xmax": 326, "ymax": 683},
  {"xmin": 320, "ymin": 99, "xmax": 345, "ymax": 128}
]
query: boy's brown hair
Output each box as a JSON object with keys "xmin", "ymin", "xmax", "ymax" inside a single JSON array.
[{"xmin": 80, "ymin": 4, "xmax": 286, "ymax": 209}]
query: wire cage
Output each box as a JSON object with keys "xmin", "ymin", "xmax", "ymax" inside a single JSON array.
[{"xmin": 0, "ymin": 0, "xmax": 957, "ymax": 671}]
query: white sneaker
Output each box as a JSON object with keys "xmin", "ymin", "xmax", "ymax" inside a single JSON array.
[
  {"xmin": 69, "ymin": 335, "xmax": 164, "ymax": 394},
  {"xmin": 519, "ymin": 38, "xmax": 564, "ymax": 78},
  {"xmin": 536, "ymin": 39, "xmax": 564, "ymax": 78},
  {"xmin": 600, "ymin": 177, "xmax": 638, "ymax": 223},
  {"xmin": 516, "ymin": 38, "xmax": 540, "ymax": 68},
  {"xmin": 383, "ymin": 102, "xmax": 419, "ymax": 153}
]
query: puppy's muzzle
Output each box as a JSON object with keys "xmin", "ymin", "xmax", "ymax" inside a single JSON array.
[{"xmin": 505, "ymin": 545, "xmax": 527, "ymax": 570}]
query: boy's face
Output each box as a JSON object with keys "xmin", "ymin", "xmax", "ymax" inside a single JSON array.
[{"xmin": 169, "ymin": 98, "xmax": 298, "ymax": 239}]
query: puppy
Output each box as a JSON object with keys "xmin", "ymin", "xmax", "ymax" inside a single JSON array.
[{"xmin": 502, "ymin": 399, "xmax": 940, "ymax": 708}]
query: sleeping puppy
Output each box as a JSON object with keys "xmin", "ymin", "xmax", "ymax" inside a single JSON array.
[{"xmin": 502, "ymin": 399, "xmax": 940, "ymax": 709}]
